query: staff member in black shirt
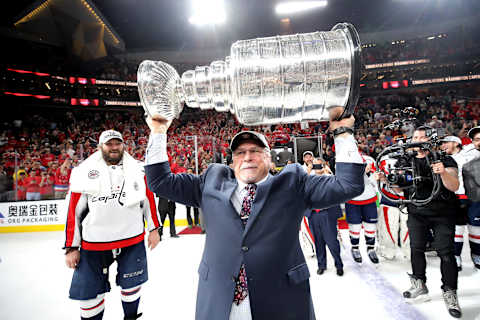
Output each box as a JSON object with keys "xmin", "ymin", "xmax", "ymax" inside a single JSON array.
[{"xmin": 401, "ymin": 126, "xmax": 461, "ymax": 318}]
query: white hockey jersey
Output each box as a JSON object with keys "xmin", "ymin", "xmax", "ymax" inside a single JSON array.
[
  {"xmin": 452, "ymin": 144, "xmax": 480, "ymax": 197},
  {"xmin": 347, "ymin": 154, "xmax": 378, "ymax": 205},
  {"xmin": 64, "ymin": 151, "xmax": 160, "ymax": 251},
  {"xmin": 377, "ymin": 156, "xmax": 405, "ymax": 205}
]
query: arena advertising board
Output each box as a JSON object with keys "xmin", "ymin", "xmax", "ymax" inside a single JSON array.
[{"xmin": 0, "ymin": 200, "xmax": 67, "ymax": 233}]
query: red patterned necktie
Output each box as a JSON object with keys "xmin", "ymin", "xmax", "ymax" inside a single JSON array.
[{"xmin": 233, "ymin": 183, "xmax": 257, "ymax": 305}]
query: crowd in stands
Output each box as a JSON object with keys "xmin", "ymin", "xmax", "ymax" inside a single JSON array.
[
  {"xmin": 77, "ymin": 58, "xmax": 199, "ymax": 83},
  {"xmin": 363, "ymin": 27, "xmax": 480, "ymax": 65},
  {"xmin": 1, "ymin": 82, "xmax": 479, "ymax": 202}
]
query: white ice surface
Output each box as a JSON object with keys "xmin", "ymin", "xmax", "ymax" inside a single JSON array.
[{"xmin": 0, "ymin": 229, "xmax": 479, "ymax": 320}]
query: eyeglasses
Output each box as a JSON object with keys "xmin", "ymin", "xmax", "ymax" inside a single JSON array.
[{"xmin": 233, "ymin": 148, "xmax": 265, "ymax": 158}]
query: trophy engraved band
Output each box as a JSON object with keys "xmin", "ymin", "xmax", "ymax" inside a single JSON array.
[{"xmin": 137, "ymin": 22, "xmax": 362, "ymax": 125}]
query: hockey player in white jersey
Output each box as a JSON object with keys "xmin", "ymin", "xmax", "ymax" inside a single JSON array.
[
  {"xmin": 440, "ymin": 136, "xmax": 471, "ymax": 271},
  {"xmin": 345, "ymin": 153, "xmax": 379, "ymax": 264},
  {"xmin": 459, "ymin": 128, "xmax": 480, "ymax": 270},
  {"xmin": 63, "ymin": 130, "xmax": 161, "ymax": 320},
  {"xmin": 375, "ymin": 157, "xmax": 410, "ymax": 260}
]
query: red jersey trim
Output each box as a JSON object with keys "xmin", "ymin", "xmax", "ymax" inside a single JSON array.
[
  {"xmin": 381, "ymin": 188, "xmax": 405, "ymax": 200},
  {"xmin": 303, "ymin": 216, "xmax": 315, "ymax": 242},
  {"xmin": 81, "ymin": 232, "xmax": 145, "ymax": 251},
  {"xmin": 144, "ymin": 176, "xmax": 160, "ymax": 228},
  {"xmin": 383, "ymin": 207, "xmax": 395, "ymax": 243},
  {"xmin": 347, "ymin": 195, "xmax": 378, "ymax": 205},
  {"xmin": 456, "ymin": 194, "xmax": 468, "ymax": 200},
  {"xmin": 65, "ymin": 192, "xmax": 82, "ymax": 248},
  {"xmin": 81, "ymin": 299, "xmax": 104, "ymax": 311}
]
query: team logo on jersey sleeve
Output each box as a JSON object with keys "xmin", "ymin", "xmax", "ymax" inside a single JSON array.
[{"xmin": 88, "ymin": 170, "xmax": 100, "ymax": 179}]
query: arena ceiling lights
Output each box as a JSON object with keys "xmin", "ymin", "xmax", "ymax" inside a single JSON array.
[
  {"xmin": 189, "ymin": 0, "xmax": 226, "ymax": 26},
  {"xmin": 275, "ymin": 1, "xmax": 328, "ymax": 15}
]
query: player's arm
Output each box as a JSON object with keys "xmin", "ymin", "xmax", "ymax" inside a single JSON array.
[
  {"xmin": 63, "ymin": 191, "xmax": 87, "ymax": 268},
  {"xmin": 143, "ymin": 178, "xmax": 162, "ymax": 250},
  {"xmin": 303, "ymin": 109, "xmax": 366, "ymax": 208},
  {"xmin": 144, "ymin": 115, "xmax": 204, "ymax": 208}
]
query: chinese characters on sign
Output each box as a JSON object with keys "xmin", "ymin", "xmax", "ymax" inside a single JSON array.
[
  {"xmin": 8, "ymin": 204, "xmax": 57, "ymax": 217},
  {"xmin": 0, "ymin": 200, "xmax": 66, "ymax": 227}
]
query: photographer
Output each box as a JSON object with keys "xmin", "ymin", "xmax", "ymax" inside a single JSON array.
[
  {"xmin": 302, "ymin": 151, "xmax": 315, "ymax": 175},
  {"xmin": 385, "ymin": 126, "xmax": 461, "ymax": 318},
  {"xmin": 306, "ymin": 158, "xmax": 344, "ymax": 276}
]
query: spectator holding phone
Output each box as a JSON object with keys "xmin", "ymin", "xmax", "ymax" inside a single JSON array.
[
  {"xmin": 54, "ymin": 157, "xmax": 72, "ymax": 199},
  {"xmin": 25, "ymin": 170, "xmax": 41, "ymax": 201},
  {"xmin": 40, "ymin": 169, "xmax": 54, "ymax": 200}
]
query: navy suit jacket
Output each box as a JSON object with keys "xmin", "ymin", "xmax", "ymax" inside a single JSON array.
[{"xmin": 145, "ymin": 162, "xmax": 365, "ymax": 320}]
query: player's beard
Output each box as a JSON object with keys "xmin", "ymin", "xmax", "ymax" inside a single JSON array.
[{"xmin": 101, "ymin": 148, "xmax": 124, "ymax": 165}]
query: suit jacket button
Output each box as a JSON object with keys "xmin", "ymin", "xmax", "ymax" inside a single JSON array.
[{"xmin": 241, "ymin": 246, "xmax": 249, "ymax": 252}]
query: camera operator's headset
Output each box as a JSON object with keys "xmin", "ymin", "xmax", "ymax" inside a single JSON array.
[{"xmin": 375, "ymin": 123, "xmax": 444, "ymax": 207}]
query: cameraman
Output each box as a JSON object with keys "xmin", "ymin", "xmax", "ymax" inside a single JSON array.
[{"xmin": 401, "ymin": 126, "xmax": 461, "ymax": 318}]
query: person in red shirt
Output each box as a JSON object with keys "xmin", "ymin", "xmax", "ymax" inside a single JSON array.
[
  {"xmin": 54, "ymin": 158, "xmax": 72, "ymax": 199},
  {"xmin": 39, "ymin": 170, "xmax": 54, "ymax": 200},
  {"xmin": 41, "ymin": 148, "xmax": 56, "ymax": 167},
  {"xmin": 172, "ymin": 158, "xmax": 187, "ymax": 174},
  {"xmin": 25, "ymin": 170, "xmax": 42, "ymax": 201}
]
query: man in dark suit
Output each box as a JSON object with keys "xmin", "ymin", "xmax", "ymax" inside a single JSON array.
[
  {"xmin": 144, "ymin": 107, "xmax": 365, "ymax": 320},
  {"xmin": 157, "ymin": 196, "xmax": 178, "ymax": 238}
]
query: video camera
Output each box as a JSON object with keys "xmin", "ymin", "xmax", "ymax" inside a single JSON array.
[{"xmin": 375, "ymin": 108, "xmax": 447, "ymax": 206}]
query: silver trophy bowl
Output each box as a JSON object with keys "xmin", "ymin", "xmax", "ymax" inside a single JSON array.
[
  {"xmin": 137, "ymin": 60, "xmax": 184, "ymax": 120},
  {"xmin": 137, "ymin": 22, "xmax": 362, "ymax": 125}
]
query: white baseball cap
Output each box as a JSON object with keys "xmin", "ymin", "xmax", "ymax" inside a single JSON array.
[
  {"xmin": 99, "ymin": 130, "xmax": 123, "ymax": 145},
  {"xmin": 303, "ymin": 151, "xmax": 314, "ymax": 158},
  {"xmin": 468, "ymin": 126, "xmax": 480, "ymax": 139},
  {"xmin": 440, "ymin": 136, "xmax": 462, "ymax": 145}
]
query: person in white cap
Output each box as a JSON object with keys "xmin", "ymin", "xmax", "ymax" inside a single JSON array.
[
  {"xmin": 144, "ymin": 107, "xmax": 365, "ymax": 320},
  {"xmin": 63, "ymin": 129, "xmax": 161, "ymax": 320},
  {"xmin": 440, "ymin": 135, "xmax": 470, "ymax": 271},
  {"xmin": 462, "ymin": 126, "xmax": 480, "ymax": 270},
  {"xmin": 302, "ymin": 151, "xmax": 316, "ymax": 175}
]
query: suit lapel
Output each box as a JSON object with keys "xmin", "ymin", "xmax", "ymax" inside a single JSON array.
[{"xmin": 243, "ymin": 176, "xmax": 272, "ymax": 237}]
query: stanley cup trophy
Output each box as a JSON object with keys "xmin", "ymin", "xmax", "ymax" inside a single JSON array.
[{"xmin": 137, "ymin": 23, "xmax": 362, "ymax": 125}]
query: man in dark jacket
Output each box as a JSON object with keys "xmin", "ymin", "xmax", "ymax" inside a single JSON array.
[
  {"xmin": 157, "ymin": 196, "xmax": 178, "ymax": 238},
  {"xmin": 144, "ymin": 107, "xmax": 365, "ymax": 320},
  {"xmin": 401, "ymin": 126, "xmax": 461, "ymax": 318}
]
